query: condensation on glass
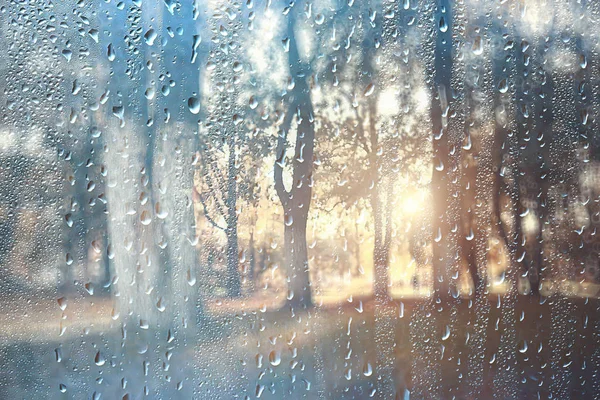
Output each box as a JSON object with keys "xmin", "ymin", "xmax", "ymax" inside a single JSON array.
[{"xmin": 0, "ymin": 0, "xmax": 599, "ymax": 399}]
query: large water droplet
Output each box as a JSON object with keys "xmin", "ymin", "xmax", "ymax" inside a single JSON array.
[
  {"xmin": 439, "ymin": 16, "xmax": 448, "ymax": 33},
  {"xmin": 472, "ymin": 36, "xmax": 482, "ymax": 55},
  {"xmin": 188, "ymin": 97, "xmax": 200, "ymax": 114},
  {"xmin": 269, "ymin": 350, "xmax": 281, "ymax": 366},
  {"xmin": 107, "ymin": 44, "xmax": 115, "ymax": 61},
  {"xmin": 155, "ymin": 202, "xmax": 168, "ymax": 219},
  {"xmin": 144, "ymin": 29, "xmax": 157, "ymax": 45},
  {"xmin": 57, "ymin": 297, "xmax": 67, "ymax": 311},
  {"xmin": 94, "ymin": 351, "xmax": 105, "ymax": 366},
  {"xmin": 140, "ymin": 210, "xmax": 152, "ymax": 225},
  {"xmin": 498, "ymin": 78, "xmax": 508, "ymax": 94}
]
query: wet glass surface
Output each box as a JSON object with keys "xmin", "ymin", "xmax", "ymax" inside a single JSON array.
[{"xmin": 1, "ymin": 0, "xmax": 600, "ymax": 399}]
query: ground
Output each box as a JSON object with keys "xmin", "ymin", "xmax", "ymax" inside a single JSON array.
[{"xmin": 1, "ymin": 287, "xmax": 599, "ymax": 399}]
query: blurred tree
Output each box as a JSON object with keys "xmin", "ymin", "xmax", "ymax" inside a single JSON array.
[{"xmin": 274, "ymin": 9, "xmax": 315, "ymax": 309}]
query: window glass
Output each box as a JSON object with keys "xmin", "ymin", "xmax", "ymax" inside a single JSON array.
[{"xmin": 1, "ymin": 0, "xmax": 599, "ymax": 399}]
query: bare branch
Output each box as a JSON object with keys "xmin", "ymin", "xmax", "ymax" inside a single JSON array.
[
  {"xmin": 352, "ymin": 105, "xmax": 371, "ymax": 154},
  {"xmin": 202, "ymin": 152, "xmax": 228, "ymax": 219},
  {"xmin": 319, "ymin": 200, "xmax": 344, "ymax": 214},
  {"xmin": 198, "ymin": 192, "xmax": 227, "ymax": 231}
]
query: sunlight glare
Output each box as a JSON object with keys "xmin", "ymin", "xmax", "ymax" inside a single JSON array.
[
  {"xmin": 377, "ymin": 88, "xmax": 400, "ymax": 117},
  {"xmin": 402, "ymin": 193, "xmax": 422, "ymax": 215}
]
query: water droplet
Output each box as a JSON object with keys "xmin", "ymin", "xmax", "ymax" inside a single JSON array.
[
  {"xmin": 435, "ymin": 159, "xmax": 444, "ymax": 171},
  {"xmin": 439, "ymin": 16, "xmax": 448, "ymax": 33},
  {"xmin": 84, "ymin": 283, "xmax": 94, "ymax": 295},
  {"xmin": 188, "ymin": 97, "xmax": 200, "ymax": 114},
  {"xmin": 355, "ymin": 300, "xmax": 363, "ymax": 313},
  {"xmin": 233, "ymin": 114, "xmax": 243, "ymax": 125},
  {"xmin": 112, "ymin": 106, "xmax": 124, "ymax": 120},
  {"xmin": 442, "ymin": 325, "xmax": 451, "ymax": 341},
  {"xmin": 107, "ymin": 244, "xmax": 115, "ymax": 260},
  {"xmin": 232, "ymin": 61, "xmax": 244, "ymax": 72},
  {"xmin": 466, "ymin": 229, "xmax": 474, "ymax": 241},
  {"xmin": 72, "ymin": 80, "xmax": 81, "ymax": 95},
  {"xmin": 186, "ymin": 269, "xmax": 196, "ymax": 286},
  {"xmin": 156, "ymin": 297, "xmax": 166, "ymax": 312},
  {"xmin": 256, "ymin": 384, "xmax": 265, "ymax": 397},
  {"xmin": 145, "ymin": 87, "xmax": 156, "ymax": 100},
  {"xmin": 144, "ymin": 29, "xmax": 157, "ymax": 45},
  {"xmin": 285, "ymin": 214, "xmax": 293, "ymax": 226},
  {"xmin": 344, "ymin": 367, "xmax": 352, "ymax": 380},
  {"xmin": 57, "ymin": 297, "xmax": 67, "ymax": 311},
  {"xmin": 269, "ymin": 350, "xmax": 281, "ymax": 366},
  {"xmin": 65, "ymin": 214, "xmax": 74, "ymax": 228},
  {"xmin": 282, "ymin": 37, "xmax": 290, "ymax": 52},
  {"xmin": 498, "ymin": 78, "xmax": 508, "ymax": 93},
  {"xmin": 362, "ymin": 362, "xmax": 373, "ymax": 376},
  {"xmin": 155, "ymin": 202, "xmax": 168, "ymax": 219},
  {"xmin": 107, "ymin": 44, "xmax": 115, "ymax": 61},
  {"xmin": 94, "ymin": 351, "xmax": 105, "ymax": 366},
  {"xmin": 140, "ymin": 210, "xmax": 151, "ymax": 225},
  {"xmin": 164, "ymin": 0, "xmax": 176, "ymax": 14},
  {"xmin": 62, "ymin": 49, "xmax": 72, "ymax": 62},
  {"xmin": 519, "ymin": 340, "xmax": 528, "ymax": 353},
  {"xmin": 472, "ymin": 36, "xmax": 482, "ymax": 55},
  {"xmin": 191, "ymin": 35, "xmax": 201, "ymax": 63},
  {"xmin": 580, "ymin": 54, "xmax": 588, "ymax": 69}
]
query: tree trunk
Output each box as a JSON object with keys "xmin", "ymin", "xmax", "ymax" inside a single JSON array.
[
  {"xmin": 372, "ymin": 180, "xmax": 388, "ymax": 298},
  {"xmin": 284, "ymin": 213, "xmax": 312, "ymax": 308},
  {"xmin": 225, "ymin": 121, "xmax": 242, "ymax": 297},
  {"xmin": 248, "ymin": 228, "xmax": 256, "ymax": 292},
  {"xmin": 431, "ymin": 0, "xmax": 457, "ymax": 298},
  {"xmin": 225, "ymin": 226, "xmax": 241, "ymax": 297},
  {"xmin": 274, "ymin": 10, "xmax": 315, "ymax": 310},
  {"xmin": 373, "ymin": 178, "xmax": 393, "ymax": 299},
  {"xmin": 460, "ymin": 160, "xmax": 480, "ymax": 294},
  {"xmin": 353, "ymin": 214, "xmax": 361, "ymax": 277}
]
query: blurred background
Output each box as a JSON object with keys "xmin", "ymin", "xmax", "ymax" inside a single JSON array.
[{"xmin": 1, "ymin": 0, "xmax": 600, "ymax": 398}]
